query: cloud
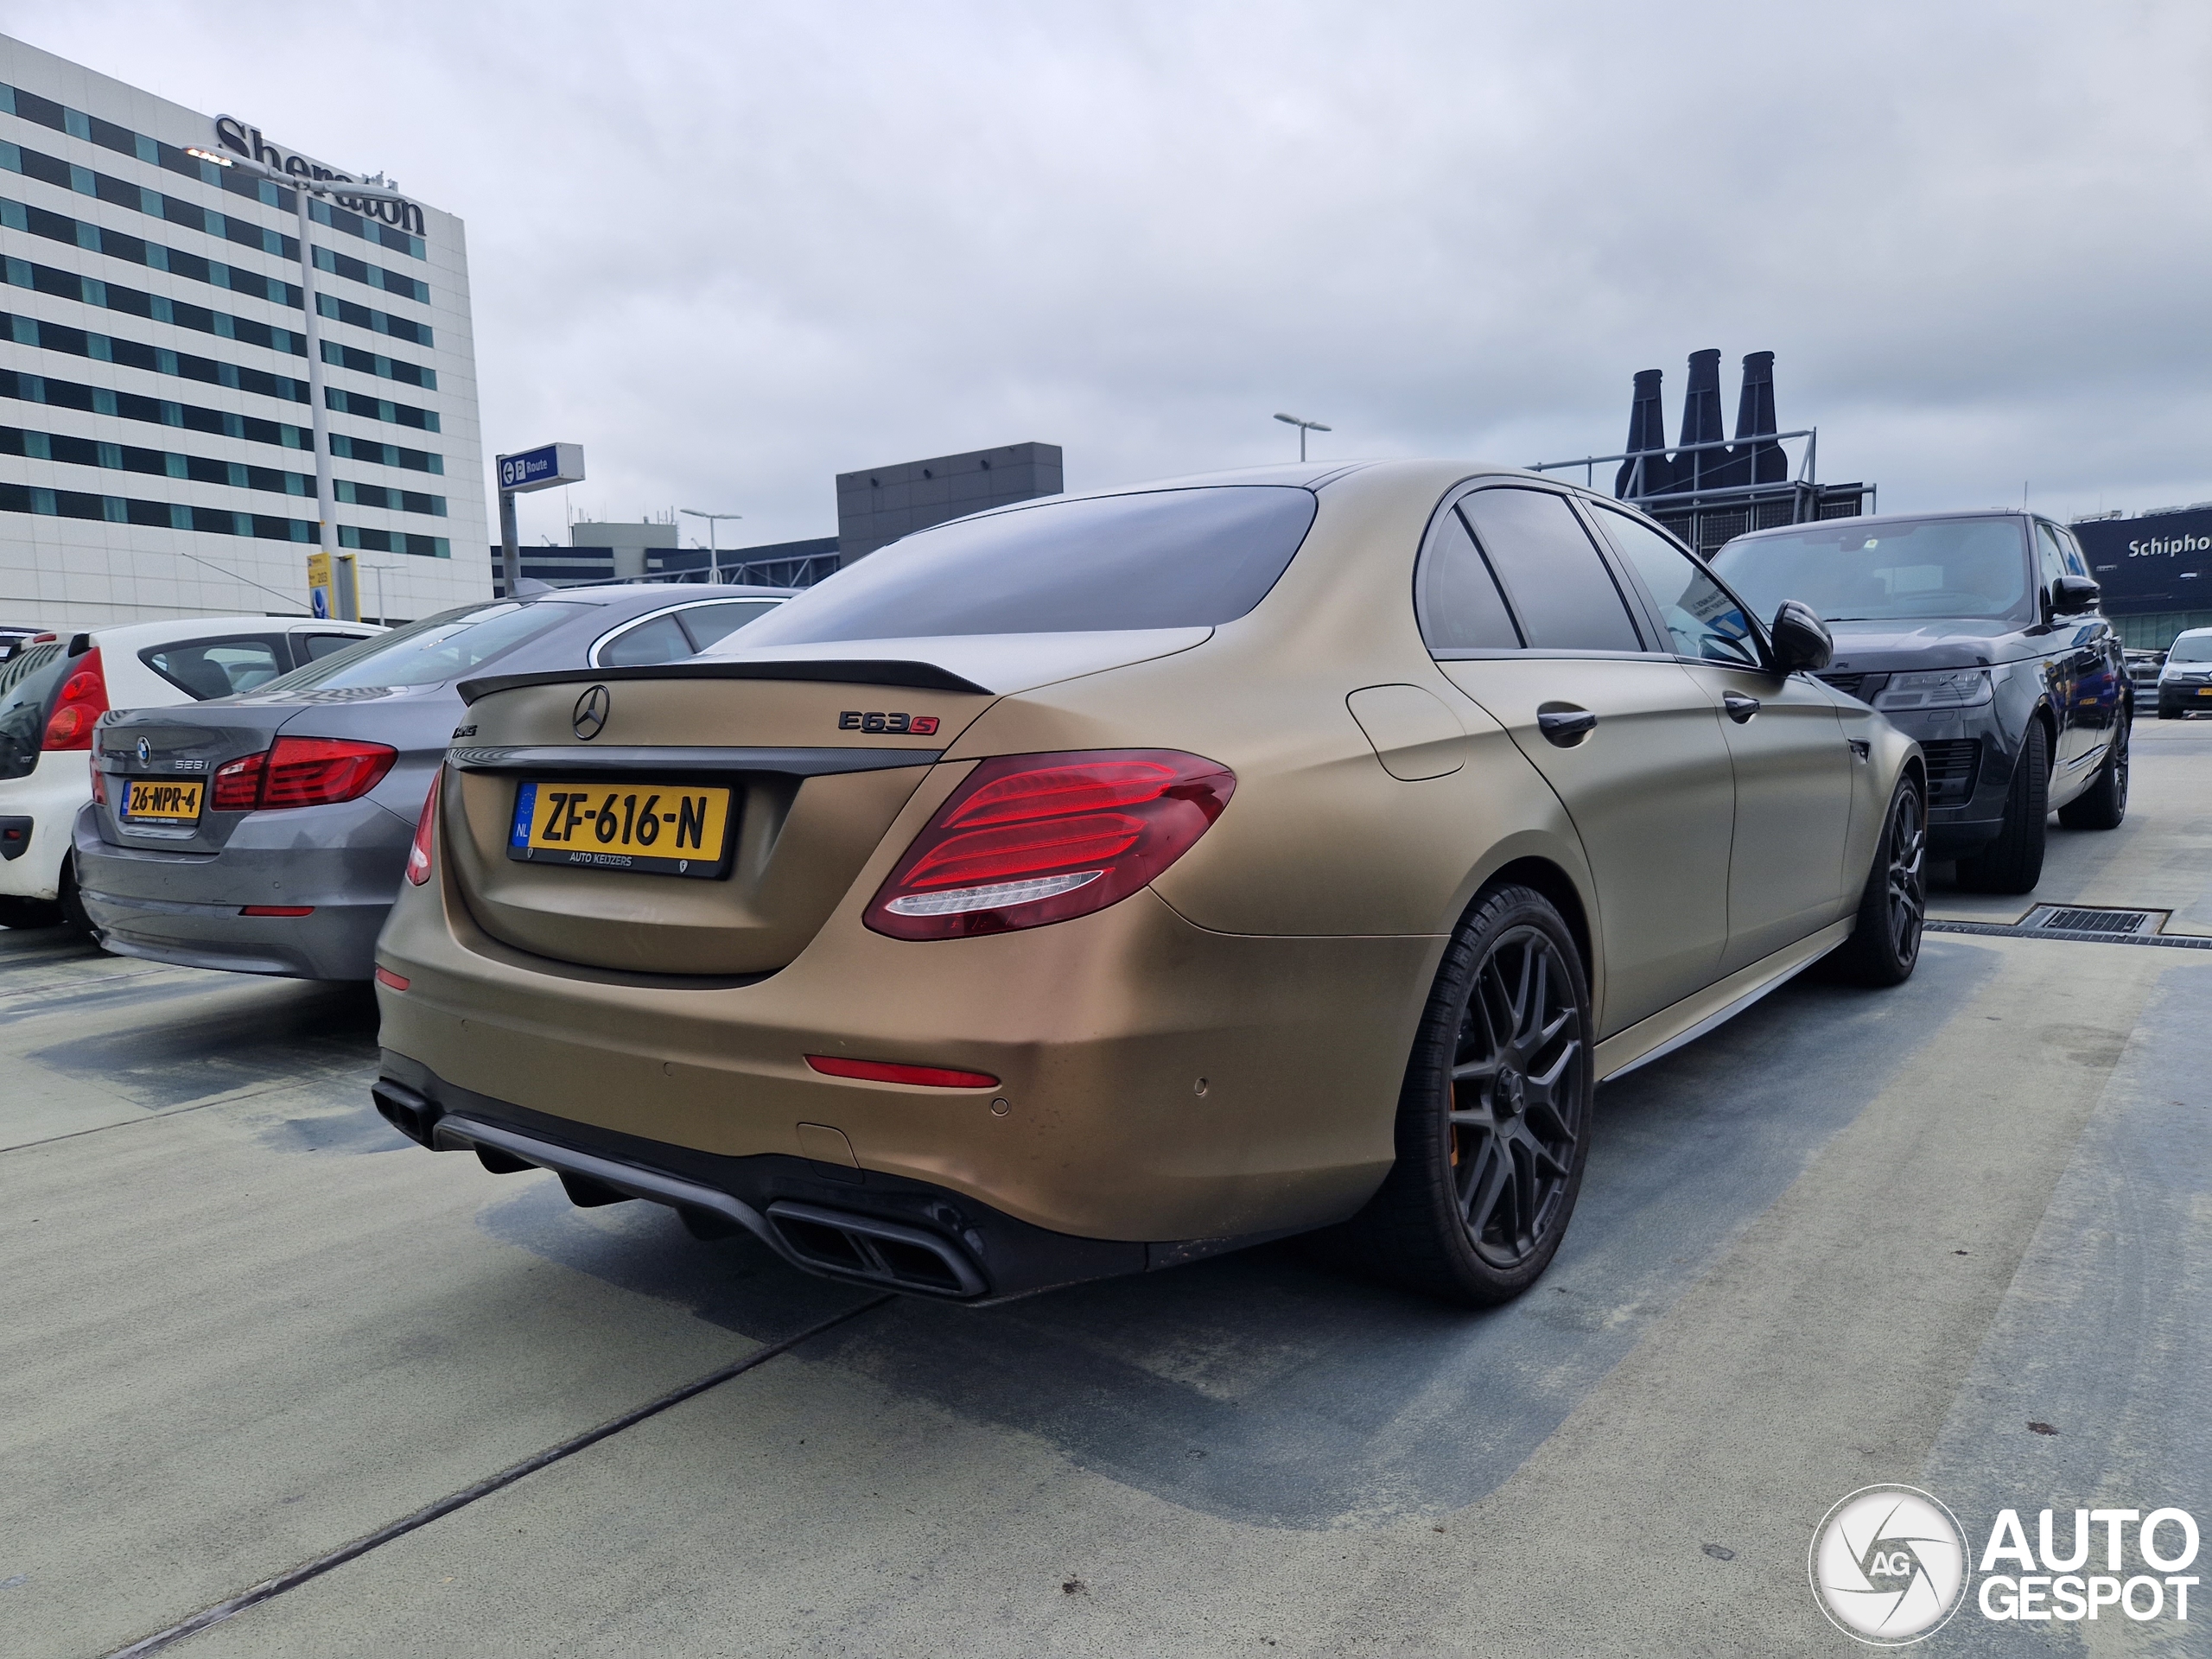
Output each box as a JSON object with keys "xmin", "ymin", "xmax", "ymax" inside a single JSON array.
[{"xmin": 22, "ymin": 0, "xmax": 2212, "ymax": 550}]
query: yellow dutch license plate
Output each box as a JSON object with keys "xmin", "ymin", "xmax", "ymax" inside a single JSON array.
[
  {"xmin": 506, "ymin": 779, "xmax": 734, "ymax": 877},
  {"xmin": 121, "ymin": 778, "xmax": 204, "ymax": 824}
]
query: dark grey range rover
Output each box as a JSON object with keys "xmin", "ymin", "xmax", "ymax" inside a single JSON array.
[{"xmin": 1713, "ymin": 510, "xmax": 2127, "ymax": 894}]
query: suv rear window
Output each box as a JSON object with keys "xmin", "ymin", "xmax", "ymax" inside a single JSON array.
[
  {"xmin": 734, "ymin": 487, "xmax": 1319, "ymax": 645},
  {"xmin": 0, "ymin": 647, "xmax": 66, "ymax": 782}
]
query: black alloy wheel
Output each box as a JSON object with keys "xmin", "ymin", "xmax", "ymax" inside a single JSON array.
[
  {"xmin": 2058, "ymin": 711, "xmax": 2130, "ymax": 830},
  {"xmin": 1830, "ymin": 773, "xmax": 1926, "ymax": 986},
  {"xmin": 1345, "ymin": 884, "xmax": 1593, "ymax": 1306}
]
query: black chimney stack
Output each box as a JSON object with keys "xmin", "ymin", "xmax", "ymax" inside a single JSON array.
[
  {"xmin": 1615, "ymin": 368, "xmax": 1670, "ymax": 499},
  {"xmin": 1677, "ymin": 349, "xmax": 1726, "ymax": 494},
  {"xmin": 1732, "ymin": 350, "xmax": 1784, "ymax": 484}
]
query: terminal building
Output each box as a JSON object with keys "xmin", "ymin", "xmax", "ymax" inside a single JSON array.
[
  {"xmin": 490, "ymin": 442, "xmax": 1063, "ymax": 595},
  {"xmin": 2069, "ymin": 504, "xmax": 2212, "ymax": 651},
  {"xmin": 0, "ymin": 34, "xmax": 488, "ymax": 628}
]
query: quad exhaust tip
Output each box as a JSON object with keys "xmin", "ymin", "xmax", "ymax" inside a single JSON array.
[{"xmin": 370, "ymin": 1083, "xmax": 988, "ymax": 1299}]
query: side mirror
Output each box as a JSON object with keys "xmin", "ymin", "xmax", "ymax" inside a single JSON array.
[
  {"xmin": 1768, "ymin": 600, "xmax": 1834, "ymax": 674},
  {"xmin": 2052, "ymin": 574, "xmax": 2101, "ymax": 614}
]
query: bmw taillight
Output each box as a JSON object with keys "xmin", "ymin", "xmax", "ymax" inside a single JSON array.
[
  {"xmin": 41, "ymin": 648, "xmax": 109, "ymax": 750},
  {"xmin": 212, "ymin": 737, "xmax": 397, "ymax": 812},
  {"xmin": 863, "ymin": 749, "xmax": 1234, "ymax": 941},
  {"xmin": 404, "ymin": 766, "xmax": 440, "ymax": 886}
]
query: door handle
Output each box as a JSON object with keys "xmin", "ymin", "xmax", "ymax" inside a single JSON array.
[
  {"xmin": 1536, "ymin": 707, "xmax": 1598, "ymax": 747},
  {"xmin": 1723, "ymin": 693, "xmax": 1760, "ymax": 723}
]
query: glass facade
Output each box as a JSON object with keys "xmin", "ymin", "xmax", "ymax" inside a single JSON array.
[{"xmin": 0, "ymin": 36, "xmax": 486, "ymax": 626}]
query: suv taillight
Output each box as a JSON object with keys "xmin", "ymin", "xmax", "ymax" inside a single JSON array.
[
  {"xmin": 405, "ymin": 766, "xmax": 440, "ymax": 886},
  {"xmin": 212, "ymin": 737, "xmax": 397, "ymax": 812},
  {"xmin": 41, "ymin": 648, "xmax": 109, "ymax": 750},
  {"xmin": 863, "ymin": 750, "xmax": 1234, "ymax": 941}
]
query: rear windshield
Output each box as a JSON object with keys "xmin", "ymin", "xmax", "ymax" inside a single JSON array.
[
  {"xmin": 1712, "ymin": 517, "xmax": 2031, "ymax": 625},
  {"xmin": 732, "ymin": 486, "xmax": 1319, "ymax": 645},
  {"xmin": 255, "ymin": 601, "xmax": 582, "ymax": 694}
]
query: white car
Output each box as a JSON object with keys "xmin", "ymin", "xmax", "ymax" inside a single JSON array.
[{"xmin": 0, "ymin": 615, "xmax": 382, "ymax": 930}]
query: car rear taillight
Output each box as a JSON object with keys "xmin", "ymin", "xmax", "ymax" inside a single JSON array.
[
  {"xmin": 863, "ymin": 749, "xmax": 1234, "ymax": 941},
  {"xmin": 405, "ymin": 766, "xmax": 440, "ymax": 886},
  {"xmin": 211, "ymin": 738, "xmax": 397, "ymax": 812},
  {"xmin": 90, "ymin": 767, "xmax": 106, "ymax": 805},
  {"xmin": 41, "ymin": 648, "xmax": 108, "ymax": 750}
]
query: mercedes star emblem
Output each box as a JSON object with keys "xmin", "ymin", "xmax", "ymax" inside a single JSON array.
[
  {"xmin": 573, "ymin": 684, "xmax": 611, "ymax": 741},
  {"xmin": 137, "ymin": 736, "xmax": 152, "ymax": 763}
]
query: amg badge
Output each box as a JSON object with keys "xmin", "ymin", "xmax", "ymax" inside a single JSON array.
[{"xmin": 839, "ymin": 711, "xmax": 939, "ymax": 735}]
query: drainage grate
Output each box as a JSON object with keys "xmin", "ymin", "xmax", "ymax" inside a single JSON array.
[
  {"xmin": 2029, "ymin": 906, "xmax": 2153, "ymax": 935},
  {"xmin": 1926, "ymin": 906, "xmax": 2212, "ymax": 950}
]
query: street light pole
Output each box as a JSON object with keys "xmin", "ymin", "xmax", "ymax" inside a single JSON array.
[
  {"xmin": 679, "ymin": 509, "xmax": 743, "ymax": 584},
  {"xmin": 188, "ymin": 148, "xmax": 411, "ymax": 616},
  {"xmin": 1273, "ymin": 412, "xmax": 1332, "ymax": 463},
  {"xmin": 359, "ymin": 559, "xmax": 399, "ymax": 625}
]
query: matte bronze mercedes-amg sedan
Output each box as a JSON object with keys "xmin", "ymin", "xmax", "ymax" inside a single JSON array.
[{"xmin": 372, "ymin": 462, "xmax": 1924, "ymax": 1306}]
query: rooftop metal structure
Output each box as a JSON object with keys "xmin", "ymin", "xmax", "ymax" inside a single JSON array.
[{"xmin": 1535, "ymin": 351, "xmax": 1873, "ymax": 556}]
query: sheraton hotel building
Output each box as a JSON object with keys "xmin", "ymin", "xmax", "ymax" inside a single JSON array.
[{"xmin": 0, "ymin": 34, "xmax": 488, "ymax": 628}]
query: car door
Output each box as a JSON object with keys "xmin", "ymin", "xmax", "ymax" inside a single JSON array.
[
  {"xmin": 2037, "ymin": 521, "xmax": 2107, "ymax": 775},
  {"xmin": 1590, "ymin": 504, "xmax": 1858, "ymax": 972},
  {"xmin": 1426, "ymin": 484, "xmax": 1735, "ymax": 1036}
]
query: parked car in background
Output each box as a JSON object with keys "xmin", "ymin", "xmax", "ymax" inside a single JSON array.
[
  {"xmin": 0, "ymin": 615, "xmax": 381, "ymax": 931},
  {"xmin": 0, "ymin": 623, "xmax": 54, "ymax": 665},
  {"xmin": 78, "ymin": 584, "xmax": 791, "ymax": 979},
  {"xmin": 1713, "ymin": 510, "xmax": 2128, "ymax": 895},
  {"xmin": 2155, "ymin": 629, "xmax": 2212, "ymax": 718},
  {"xmin": 369, "ymin": 462, "xmax": 1923, "ymax": 1310}
]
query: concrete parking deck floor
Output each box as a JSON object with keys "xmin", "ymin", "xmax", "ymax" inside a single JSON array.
[{"xmin": 3, "ymin": 722, "xmax": 2207, "ymax": 1656}]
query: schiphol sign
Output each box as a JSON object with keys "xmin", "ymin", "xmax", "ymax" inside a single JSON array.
[
  {"xmin": 212, "ymin": 116, "xmax": 425, "ymax": 238},
  {"xmin": 2072, "ymin": 505, "xmax": 2212, "ymax": 613},
  {"xmin": 499, "ymin": 443, "xmax": 586, "ymax": 495}
]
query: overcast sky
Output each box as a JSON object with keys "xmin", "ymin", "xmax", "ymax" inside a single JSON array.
[{"xmin": 13, "ymin": 1, "xmax": 2209, "ymax": 553}]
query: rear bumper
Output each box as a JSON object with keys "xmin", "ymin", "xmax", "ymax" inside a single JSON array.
[
  {"xmin": 372, "ymin": 1059, "xmax": 1179, "ymax": 1303},
  {"xmin": 73, "ymin": 798, "xmax": 404, "ymax": 980},
  {"xmin": 0, "ymin": 752, "xmax": 89, "ymax": 899}
]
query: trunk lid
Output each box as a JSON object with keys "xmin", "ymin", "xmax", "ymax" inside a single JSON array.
[
  {"xmin": 444, "ymin": 663, "xmax": 1007, "ymax": 976},
  {"xmin": 94, "ymin": 686, "xmax": 460, "ymax": 853}
]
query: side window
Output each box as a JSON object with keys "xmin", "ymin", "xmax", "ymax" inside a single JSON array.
[
  {"xmin": 594, "ymin": 613, "xmax": 695, "ymax": 667},
  {"xmin": 140, "ymin": 636, "xmax": 288, "ymax": 699},
  {"xmin": 2035, "ymin": 524, "xmax": 2069, "ymax": 595},
  {"xmin": 296, "ymin": 632, "xmax": 369, "ymax": 664},
  {"xmin": 678, "ymin": 600, "xmax": 782, "ymax": 652},
  {"xmin": 1459, "ymin": 488, "xmax": 1643, "ymax": 652},
  {"xmin": 1593, "ymin": 507, "xmax": 1761, "ymax": 669},
  {"xmin": 1415, "ymin": 508, "xmax": 1521, "ymax": 650}
]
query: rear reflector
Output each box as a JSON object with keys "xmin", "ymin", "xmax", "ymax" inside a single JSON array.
[
  {"xmin": 240, "ymin": 906, "xmax": 314, "ymax": 917},
  {"xmin": 373, "ymin": 965, "xmax": 410, "ymax": 991},
  {"xmin": 864, "ymin": 750, "xmax": 1234, "ymax": 941},
  {"xmin": 805, "ymin": 1054, "xmax": 1000, "ymax": 1089}
]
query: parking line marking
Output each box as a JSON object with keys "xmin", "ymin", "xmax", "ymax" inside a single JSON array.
[{"xmin": 102, "ymin": 1294, "xmax": 895, "ymax": 1657}]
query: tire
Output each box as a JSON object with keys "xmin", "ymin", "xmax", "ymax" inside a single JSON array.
[
  {"xmin": 57, "ymin": 856, "xmax": 92, "ymax": 937},
  {"xmin": 1343, "ymin": 883, "xmax": 1593, "ymax": 1306},
  {"xmin": 2158, "ymin": 699, "xmax": 2178, "ymax": 720},
  {"xmin": 0, "ymin": 894, "xmax": 64, "ymax": 930},
  {"xmin": 1955, "ymin": 720, "xmax": 2049, "ymax": 894},
  {"xmin": 1827, "ymin": 772, "xmax": 1925, "ymax": 987},
  {"xmin": 2057, "ymin": 711, "xmax": 2130, "ymax": 830}
]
